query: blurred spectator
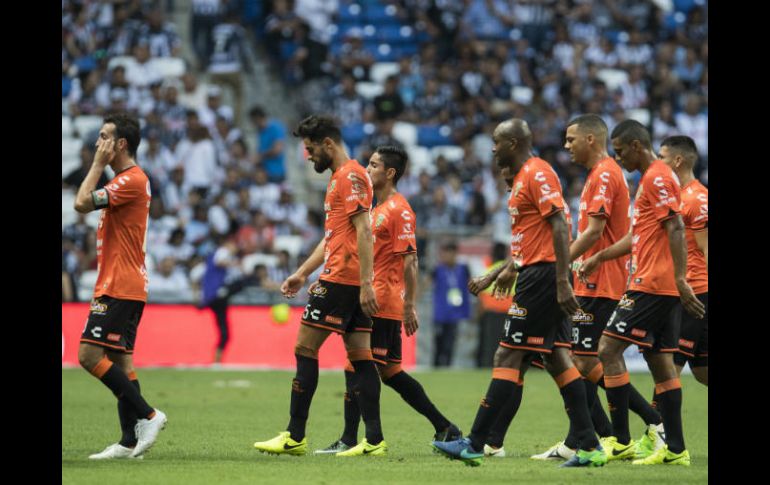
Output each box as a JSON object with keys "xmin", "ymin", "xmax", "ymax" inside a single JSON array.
[
  {"xmin": 431, "ymin": 240, "xmax": 471, "ymax": 367},
  {"xmin": 264, "ymin": 187, "xmax": 307, "ymax": 234},
  {"xmin": 199, "ymin": 237, "xmax": 240, "ymax": 363},
  {"xmin": 136, "ymin": 6, "xmax": 182, "ymax": 58},
  {"xmin": 263, "ymin": 0, "xmax": 302, "ymax": 63},
  {"xmin": 191, "ymin": 0, "xmax": 223, "ymax": 70},
  {"xmin": 178, "ymin": 72, "xmax": 209, "ymax": 111},
  {"xmin": 180, "ymin": 124, "xmax": 220, "ymax": 197},
  {"xmin": 248, "ymin": 168, "xmax": 281, "ymax": 212},
  {"xmin": 373, "ymin": 75, "xmax": 405, "ymax": 121},
  {"xmin": 330, "ymin": 74, "xmax": 369, "ymax": 125},
  {"xmin": 148, "ymin": 256, "xmax": 192, "ymax": 299},
  {"xmin": 236, "ymin": 210, "xmax": 275, "ymax": 255},
  {"xmin": 249, "ymin": 106, "xmax": 288, "ymax": 183},
  {"xmin": 675, "ymin": 94, "xmax": 708, "ymax": 163},
  {"xmin": 335, "ymin": 29, "xmax": 374, "ymax": 82}
]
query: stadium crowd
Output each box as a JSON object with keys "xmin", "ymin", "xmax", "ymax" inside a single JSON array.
[{"xmin": 62, "ymin": 0, "xmax": 708, "ymax": 307}]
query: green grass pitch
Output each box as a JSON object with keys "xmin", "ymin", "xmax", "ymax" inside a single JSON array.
[{"xmin": 63, "ymin": 368, "xmax": 707, "ymax": 484}]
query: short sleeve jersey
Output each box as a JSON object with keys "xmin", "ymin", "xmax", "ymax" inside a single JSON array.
[
  {"xmin": 320, "ymin": 160, "xmax": 373, "ymax": 286},
  {"xmin": 680, "ymin": 179, "xmax": 708, "ymax": 293},
  {"xmin": 574, "ymin": 157, "xmax": 631, "ymax": 300},
  {"xmin": 93, "ymin": 166, "xmax": 152, "ymax": 302},
  {"xmin": 628, "ymin": 161, "xmax": 682, "ymax": 296},
  {"xmin": 508, "ymin": 157, "xmax": 567, "ymax": 267},
  {"xmin": 371, "ymin": 192, "xmax": 417, "ymax": 320}
]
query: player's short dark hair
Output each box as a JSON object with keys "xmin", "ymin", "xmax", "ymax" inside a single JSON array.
[
  {"xmin": 104, "ymin": 112, "xmax": 140, "ymax": 157},
  {"xmin": 375, "ymin": 145, "xmax": 408, "ymax": 185},
  {"xmin": 660, "ymin": 135, "xmax": 698, "ymax": 156},
  {"xmin": 610, "ymin": 119, "xmax": 652, "ymax": 149},
  {"xmin": 292, "ymin": 115, "xmax": 341, "ymax": 144},
  {"xmin": 567, "ymin": 114, "xmax": 608, "ymax": 140}
]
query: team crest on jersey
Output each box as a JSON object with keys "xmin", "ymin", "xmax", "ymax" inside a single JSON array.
[
  {"xmin": 90, "ymin": 299, "xmax": 108, "ymax": 315},
  {"xmin": 312, "ymin": 285, "xmax": 328, "ymax": 297},
  {"xmin": 329, "ymin": 180, "xmax": 337, "ymax": 192},
  {"xmin": 508, "ymin": 303, "xmax": 527, "ymax": 318},
  {"xmin": 572, "ymin": 309, "xmax": 594, "ymax": 324},
  {"xmin": 513, "ymin": 182, "xmax": 524, "ymax": 196},
  {"xmin": 618, "ymin": 295, "xmax": 635, "ymax": 309},
  {"xmin": 375, "ymin": 213, "xmax": 386, "ymax": 228}
]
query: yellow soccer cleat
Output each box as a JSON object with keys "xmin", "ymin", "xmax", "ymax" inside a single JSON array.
[
  {"xmin": 253, "ymin": 431, "xmax": 307, "ymax": 456},
  {"xmin": 335, "ymin": 439, "xmax": 388, "ymax": 457},
  {"xmin": 632, "ymin": 445, "xmax": 690, "ymax": 466},
  {"xmin": 601, "ymin": 436, "xmax": 637, "ymax": 461}
]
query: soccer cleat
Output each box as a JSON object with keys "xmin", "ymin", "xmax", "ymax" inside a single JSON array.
[
  {"xmin": 335, "ymin": 438, "xmax": 387, "ymax": 456},
  {"xmin": 530, "ymin": 441, "xmax": 575, "ymax": 461},
  {"xmin": 483, "ymin": 444, "xmax": 506, "ymax": 458},
  {"xmin": 132, "ymin": 409, "xmax": 167, "ymax": 457},
  {"xmin": 632, "ymin": 445, "xmax": 690, "ymax": 466},
  {"xmin": 560, "ymin": 446, "xmax": 608, "ymax": 468},
  {"xmin": 634, "ymin": 423, "xmax": 666, "ymax": 459},
  {"xmin": 89, "ymin": 443, "xmax": 143, "ymax": 460},
  {"xmin": 314, "ymin": 439, "xmax": 352, "ymax": 455},
  {"xmin": 253, "ymin": 431, "xmax": 308, "ymax": 456},
  {"xmin": 432, "ymin": 438, "xmax": 483, "ymax": 467},
  {"xmin": 601, "ymin": 436, "xmax": 636, "ymax": 461},
  {"xmin": 433, "ymin": 423, "xmax": 463, "ymax": 442}
]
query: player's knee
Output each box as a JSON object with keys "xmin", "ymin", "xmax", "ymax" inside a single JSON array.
[
  {"xmin": 492, "ymin": 345, "xmax": 515, "ymax": 368},
  {"xmin": 574, "ymin": 356, "xmax": 598, "ymax": 377},
  {"xmin": 78, "ymin": 344, "xmax": 102, "ymax": 370},
  {"xmin": 294, "ymin": 344, "xmax": 318, "ymax": 359},
  {"xmin": 347, "ymin": 348, "xmax": 373, "ymax": 362},
  {"xmin": 598, "ymin": 338, "xmax": 622, "ymax": 361}
]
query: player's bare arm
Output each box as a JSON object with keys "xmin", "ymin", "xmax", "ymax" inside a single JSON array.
[
  {"xmin": 547, "ymin": 211, "xmax": 579, "ymax": 316},
  {"xmin": 665, "ymin": 215, "xmax": 706, "ymax": 319},
  {"xmin": 569, "ymin": 215, "xmax": 607, "ymax": 264},
  {"xmin": 694, "ymin": 228, "xmax": 708, "ymax": 272},
  {"xmin": 402, "ymin": 252, "xmax": 419, "ymax": 336},
  {"xmin": 352, "ymin": 211, "xmax": 379, "ymax": 316},
  {"xmin": 284, "ymin": 239, "xmax": 325, "ymax": 298},
  {"xmin": 579, "ymin": 231, "xmax": 632, "ymax": 282},
  {"xmin": 469, "ymin": 260, "xmax": 510, "ymax": 296},
  {"xmin": 491, "ymin": 259, "xmax": 518, "ymax": 300},
  {"xmin": 74, "ymin": 138, "xmax": 115, "ymax": 213}
]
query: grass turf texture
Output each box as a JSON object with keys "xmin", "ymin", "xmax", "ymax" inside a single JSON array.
[{"xmin": 63, "ymin": 368, "xmax": 707, "ymax": 484}]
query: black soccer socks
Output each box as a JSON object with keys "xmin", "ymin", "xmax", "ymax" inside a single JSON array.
[{"xmin": 287, "ymin": 354, "xmax": 319, "ymax": 441}]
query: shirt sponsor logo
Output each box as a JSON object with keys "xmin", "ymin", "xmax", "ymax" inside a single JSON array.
[
  {"xmin": 401, "ymin": 210, "xmax": 412, "ymax": 220},
  {"xmin": 325, "ymin": 315, "xmax": 343, "ymax": 324},
  {"xmin": 539, "ymin": 191, "xmax": 560, "ymax": 203},
  {"xmin": 527, "ymin": 336, "xmax": 544, "ymax": 345},
  {"xmin": 599, "ymin": 171, "xmax": 610, "ymax": 183},
  {"xmin": 508, "ymin": 303, "xmax": 528, "ymax": 317},
  {"xmin": 402, "ymin": 223, "xmax": 412, "ymax": 233},
  {"xmin": 107, "ymin": 333, "xmax": 121, "ymax": 342},
  {"xmin": 534, "ymin": 171, "xmax": 547, "ymax": 183},
  {"xmin": 312, "ymin": 285, "xmax": 328, "ymax": 296},
  {"xmin": 630, "ymin": 328, "xmax": 647, "ymax": 338},
  {"xmin": 372, "ymin": 347, "xmax": 388, "ymax": 356},
  {"xmin": 678, "ymin": 338, "xmax": 695, "ymax": 349}
]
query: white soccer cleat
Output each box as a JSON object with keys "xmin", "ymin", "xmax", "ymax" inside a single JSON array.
[
  {"xmin": 132, "ymin": 409, "xmax": 167, "ymax": 457},
  {"xmin": 483, "ymin": 444, "xmax": 506, "ymax": 458},
  {"xmin": 530, "ymin": 441, "xmax": 576, "ymax": 460},
  {"xmin": 89, "ymin": 443, "xmax": 143, "ymax": 460}
]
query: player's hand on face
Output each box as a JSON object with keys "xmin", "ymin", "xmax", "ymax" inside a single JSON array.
[
  {"xmin": 578, "ymin": 255, "xmax": 600, "ymax": 283},
  {"xmin": 94, "ymin": 138, "xmax": 116, "ymax": 167},
  {"xmin": 677, "ymin": 281, "xmax": 706, "ymax": 319},
  {"xmin": 403, "ymin": 304, "xmax": 419, "ymax": 336},
  {"xmin": 360, "ymin": 283, "xmax": 379, "ymax": 316},
  {"xmin": 492, "ymin": 267, "xmax": 517, "ymax": 299},
  {"xmin": 556, "ymin": 280, "xmax": 579, "ymax": 316},
  {"xmin": 281, "ymin": 273, "xmax": 306, "ymax": 298}
]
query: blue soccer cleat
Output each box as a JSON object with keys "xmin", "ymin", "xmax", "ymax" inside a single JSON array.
[
  {"xmin": 431, "ymin": 437, "xmax": 483, "ymax": 467},
  {"xmin": 559, "ymin": 445, "xmax": 608, "ymax": 468}
]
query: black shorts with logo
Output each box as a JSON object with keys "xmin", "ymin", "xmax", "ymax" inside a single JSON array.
[
  {"xmin": 604, "ymin": 291, "xmax": 679, "ymax": 352},
  {"xmin": 499, "ymin": 263, "xmax": 572, "ymax": 354},
  {"xmin": 674, "ymin": 292, "xmax": 708, "ymax": 368},
  {"xmin": 371, "ymin": 317, "xmax": 402, "ymax": 365},
  {"xmin": 571, "ymin": 297, "xmax": 619, "ymax": 356},
  {"xmin": 80, "ymin": 295, "xmax": 145, "ymax": 353},
  {"xmin": 301, "ymin": 280, "xmax": 373, "ymax": 334}
]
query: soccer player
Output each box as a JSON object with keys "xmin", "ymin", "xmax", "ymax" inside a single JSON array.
[
  {"xmin": 314, "ymin": 145, "xmax": 462, "ymax": 455},
  {"xmin": 74, "ymin": 113, "xmax": 167, "ymax": 459},
  {"xmin": 532, "ymin": 114, "xmax": 665, "ymax": 462},
  {"xmin": 579, "ymin": 120, "xmax": 705, "ymax": 466},
  {"xmin": 432, "ymin": 119, "xmax": 607, "ymax": 468},
  {"xmin": 252, "ymin": 115, "xmax": 387, "ymax": 456},
  {"xmin": 658, "ymin": 136, "xmax": 708, "ymax": 386}
]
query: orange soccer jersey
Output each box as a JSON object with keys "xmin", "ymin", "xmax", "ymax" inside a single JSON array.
[
  {"xmin": 371, "ymin": 193, "xmax": 416, "ymax": 320},
  {"xmin": 574, "ymin": 157, "xmax": 631, "ymax": 300},
  {"xmin": 508, "ymin": 157, "xmax": 567, "ymax": 268},
  {"xmin": 680, "ymin": 179, "xmax": 708, "ymax": 293},
  {"xmin": 628, "ymin": 161, "xmax": 682, "ymax": 296},
  {"xmin": 93, "ymin": 166, "xmax": 151, "ymax": 302},
  {"xmin": 320, "ymin": 160, "xmax": 373, "ymax": 286}
]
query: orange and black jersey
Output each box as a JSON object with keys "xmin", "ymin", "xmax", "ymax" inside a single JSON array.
[
  {"xmin": 320, "ymin": 160, "xmax": 373, "ymax": 286},
  {"xmin": 680, "ymin": 179, "xmax": 708, "ymax": 293}
]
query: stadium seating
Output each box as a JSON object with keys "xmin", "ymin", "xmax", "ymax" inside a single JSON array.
[
  {"xmin": 417, "ymin": 125, "xmax": 453, "ymax": 148},
  {"xmin": 392, "ymin": 121, "xmax": 418, "ymax": 147}
]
